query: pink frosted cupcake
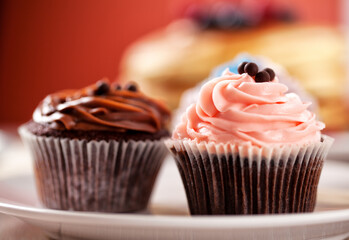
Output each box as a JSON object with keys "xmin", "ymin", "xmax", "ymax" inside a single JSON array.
[{"xmin": 166, "ymin": 62, "xmax": 333, "ymax": 215}]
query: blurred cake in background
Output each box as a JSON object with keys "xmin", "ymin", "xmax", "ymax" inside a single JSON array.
[{"xmin": 119, "ymin": 0, "xmax": 348, "ymax": 130}]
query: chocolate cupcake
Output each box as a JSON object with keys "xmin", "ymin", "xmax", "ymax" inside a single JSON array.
[
  {"xmin": 166, "ymin": 63, "xmax": 333, "ymax": 215},
  {"xmin": 19, "ymin": 80, "xmax": 170, "ymax": 213}
]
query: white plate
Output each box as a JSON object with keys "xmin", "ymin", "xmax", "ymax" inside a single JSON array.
[
  {"xmin": 327, "ymin": 131, "xmax": 349, "ymax": 161},
  {"xmin": 0, "ymin": 158, "xmax": 349, "ymax": 240}
]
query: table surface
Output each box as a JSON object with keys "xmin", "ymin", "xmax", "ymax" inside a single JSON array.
[{"xmin": 0, "ymin": 214, "xmax": 47, "ymax": 240}]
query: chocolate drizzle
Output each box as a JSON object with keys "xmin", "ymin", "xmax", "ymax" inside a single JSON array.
[{"xmin": 33, "ymin": 81, "xmax": 171, "ymax": 133}]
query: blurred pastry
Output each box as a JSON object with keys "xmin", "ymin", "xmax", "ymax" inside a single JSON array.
[{"xmin": 119, "ymin": 1, "xmax": 348, "ymax": 130}]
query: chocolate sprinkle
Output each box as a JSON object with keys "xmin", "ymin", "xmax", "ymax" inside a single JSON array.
[
  {"xmin": 264, "ymin": 68, "xmax": 275, "ymax": 81},
  {"xmin": 244, "ymin": 62, "xmax": 258, "ymax": 77},
  {"xmin": 113, "ymin": 83, "xmax": 122, "ymax": 90},
  {"xmin": 125, "ymin": 82, "xmax": 138, "ymax": 92},
  {"xmin": 238, "ymin": 62, "xmax": 248, "ymax": 74},
  {"xmin": 255, "ymin": 71, "xmax": 271, "ymax": 83},
  {"xmin": 94, "ymin": 81, "xmax": 110, "ymax": 95}
]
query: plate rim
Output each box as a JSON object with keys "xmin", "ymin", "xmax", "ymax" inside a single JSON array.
[{"xmin": 1, "ymin": 198, "xmax": 349, "ymax": 229}]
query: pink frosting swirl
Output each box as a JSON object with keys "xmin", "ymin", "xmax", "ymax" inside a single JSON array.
[{"xmin": 173, "ymin": 70, "xmax": 324, "ymax": 147}]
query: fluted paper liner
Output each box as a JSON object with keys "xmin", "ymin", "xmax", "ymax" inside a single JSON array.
[
  {"xmin": 165, "ymin": 136, "xmax": 333, "ymax": 215},
  {"xmin": 19, "ymin": 127, "xmax": 168, "ymax": 213}
]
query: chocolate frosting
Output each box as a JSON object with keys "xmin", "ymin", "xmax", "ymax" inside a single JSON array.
[{"xmin": 33, "ymin": 81, "xmax": 171, "ymax": 133}]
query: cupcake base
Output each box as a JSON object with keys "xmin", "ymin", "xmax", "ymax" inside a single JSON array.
[
  {"xmin": 166, "ymin": 136, "xmax": 333, "ymax": 215},
  {"xmin": 20, "ymin": 126, "xmax": 168, "ymax": 213}
]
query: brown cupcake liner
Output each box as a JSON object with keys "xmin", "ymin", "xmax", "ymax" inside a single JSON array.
[
  {"xmin": 165, "ymin": 136, "xmax": 333, "ymax": 215},
  {"xmin": 19, "ymin": 127, "xmax": 168, "ymax": 213}
]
